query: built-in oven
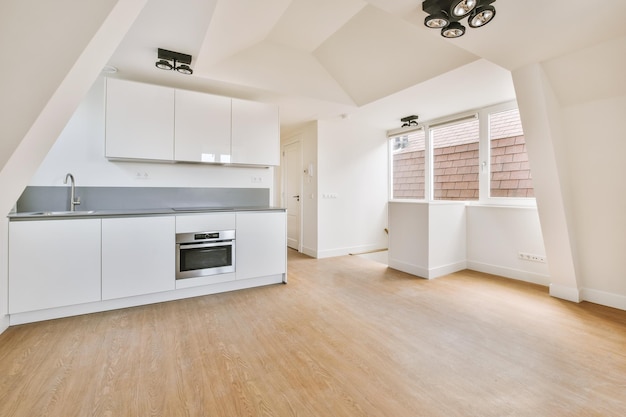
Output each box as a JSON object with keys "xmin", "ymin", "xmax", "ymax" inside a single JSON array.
[{"xmin": 176, "ymin": 230, "xmax": 235, "ymax": 279}]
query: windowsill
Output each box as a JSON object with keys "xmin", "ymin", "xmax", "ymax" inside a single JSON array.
[{"xmin": 389, "ymin": 199, "xmax": 537, "ymax": 209}]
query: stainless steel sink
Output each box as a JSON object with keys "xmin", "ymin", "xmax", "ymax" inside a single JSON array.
[{"xmin": 22, "ymin": 210, "xmax": 97, "ymax": 216}]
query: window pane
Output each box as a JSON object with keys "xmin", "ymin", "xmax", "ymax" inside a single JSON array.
[
  {"xmin": 489, "ymin": 108, "xmax": 534, "ymax": 198},
  {"xmin": 391, "ymin": 130, "xmax": 425, "ymax": 199},
  {"xmin": 432, "ymin": 119, "xmax": 479, "ymax": 201}
]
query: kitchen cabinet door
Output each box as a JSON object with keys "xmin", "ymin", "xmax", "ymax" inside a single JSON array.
[
  {"xmin": 175, "ymin": 213, "xmax": 236, "ymax": 233},
  {"xmin": 105, "ymin": 78, "xmax": 175, "ymax": 161},
  {"xmin": 236, "ymin": 211, "xmax": 286, "ymax": 280},
  {"xmin": 175, "ymin": 90, "xmax": 232, "ymax": 163},
  {"xmin": 231, "ymin": 99, "xmax": 280, "ymax": 166},
  {"xmin": 9, "ymin": 219, "xmax": 101, "ymax": 314},
  {"xmin": 102, "ymin": 216, "xmax": 175, "ymax": 300}
]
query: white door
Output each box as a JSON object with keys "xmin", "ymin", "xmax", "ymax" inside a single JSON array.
[{"xmin": 283, "ymin": 141, "xmax": 302, "ymax": 250}]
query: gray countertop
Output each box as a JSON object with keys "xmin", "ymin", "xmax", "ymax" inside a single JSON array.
[{"xmin": 8, "ymin": 206, "xmax": 285, "ymax": 221}]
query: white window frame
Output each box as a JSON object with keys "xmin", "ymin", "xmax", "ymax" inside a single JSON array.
[
  {"xmin": 479, "ymin": 100, "xmax": 536, "ymax": 207},
  {"xmin": 387, "ymin": 124, "xmax": 426, "ymax": 202},
  {"xmin": 388, "ymin": 100, "xmax": 536, "ymax": 207}
]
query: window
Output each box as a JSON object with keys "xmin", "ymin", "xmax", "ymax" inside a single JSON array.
[
  {"xmin": 391, "ymin": 129, "xmax": 425, "ymax": 199},
  {"xmin": 489, "ymin": 108, "xmax": 533, "ymax": 198},
  {"xmin": 432, "ymin": 118, "xmax": 479, "ymax": 201},
  {"xmin": 388, "ymin": 101, "xmax": 534, "ymax": 204}
]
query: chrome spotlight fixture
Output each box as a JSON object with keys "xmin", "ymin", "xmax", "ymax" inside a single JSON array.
[
  {"xmin": 423, "ymin": 0, "xmax": 496, "ymax": 38},
  {"xmin": 155, "ymin": 48, "xmax": 194, "ymax": 75}
]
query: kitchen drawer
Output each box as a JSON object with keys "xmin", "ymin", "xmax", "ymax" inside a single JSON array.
[{"xmin": 175, "ymin": 213, "xmax": 236, "ymax": 233}]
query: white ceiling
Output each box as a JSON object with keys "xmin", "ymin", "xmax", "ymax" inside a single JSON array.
[{"xmin": 106, "ymin": 0, "xmax": 626, "ymax": 132}]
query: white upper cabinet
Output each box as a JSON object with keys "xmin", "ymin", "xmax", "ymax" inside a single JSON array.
[
  {"xmin": 105, "ymin": 79, "xmax": 278, "ymax": 166},
  {"xmin": 174, "ymin": 90, "xmax": 232, "ymax": 163},
  {"xmin": 231, "ymin": 99, "xmax": 280, "ymax": 166},
  {"xmin": 105, "ymin": 78, "xmax": 175, "ymax": 161}
]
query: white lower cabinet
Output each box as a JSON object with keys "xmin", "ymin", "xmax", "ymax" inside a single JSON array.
[
  {"xmin": 102, "ymin": 216, "xmax": 175, "ymax": 300},
  {"xmin": 9, "ymin": 219, "xmax": 102, "ymax": 314},
  {"xmin": 236, "ymin": 211, "xmax": 286, "ymax": 280},
  {"xmin": 8, "ymin": 210, "xmax": 285, "ymax": 322}
]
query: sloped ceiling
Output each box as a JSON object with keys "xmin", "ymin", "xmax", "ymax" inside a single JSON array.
[{"xmin": 106, "ymin": 0, "xmax": 626, "ymax": 131}]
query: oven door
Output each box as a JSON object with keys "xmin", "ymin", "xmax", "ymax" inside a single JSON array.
[{"xmin": 176, "ymin": 240, "xmax": 235, "ymax": 279}]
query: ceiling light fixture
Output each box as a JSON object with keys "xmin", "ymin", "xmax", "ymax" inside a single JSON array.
[
  {"xmin": 401, "ymin": 115, "xmax": 419, "ymax": 127},
  {"xmin": 423, "ymin": 0, "xmax": 496, "ymax": 38},
  {"xmin": 155, "ymin": 48, "xmax": 194, "ymax": 75}
]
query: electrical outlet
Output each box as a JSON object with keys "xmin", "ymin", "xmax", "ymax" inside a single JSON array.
[{"xmin": 518, "ymin": 252, "xmax": 546, "ymax": 263}]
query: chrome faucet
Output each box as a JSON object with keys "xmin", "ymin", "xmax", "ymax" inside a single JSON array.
[{"xmin": 64, "ymin": 173, "xmax": 81, "ymax": 211}]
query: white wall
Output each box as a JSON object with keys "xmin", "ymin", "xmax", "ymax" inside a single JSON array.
[
  {"xmin": 317, "ymin": 118, "xmax": 388, "ymax": 257},
  {"xmin": 467, "ymin": 205, "xmax": 549, "ymax": 285},
  {"xmin": 388, "ymin": 202, "xmax": 429, "ymax": 276},
  {"xmin": 512, "ymin": 35, "xmax": 626, "ymax": 310},
  {"xmin": 389, "ymin": 201, "xmax": 467, "ymax": 279},
  {"xmin": 489, "ymin": 36, "xmax": 626, "ymax": 308},
  {"xmin": 390, "ymin": 203, "xmax": 546, "ymax": 282},
  {"xmin": 0, "ymin": 219, "xmax": 9, "ymax": 333},
  {"xmin": 513, "ymin": 65, "xmax": 581, "ymax": 302},
  {"xmin": 429, "ymin": 202, "xmax": 466, "ymax": 277},
  {"xmin": 280, "ymin": 122, "xmax": 319, "ymax": 257},
  {"xmin": 30, "ymin": 77, "xmax": 274, "ymax": 193},
  {"xmin": 0, "ymin": 0, "xmax": 147, "ymax": 335},
  {"xmin": 562, "ymin": 96, "xmax": 626, "ymax": 309}
]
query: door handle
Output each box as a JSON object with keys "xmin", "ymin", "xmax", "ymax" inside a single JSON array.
[{"xmin": 292, "ymin": 195, "xmax": 300, "ymax": 202}]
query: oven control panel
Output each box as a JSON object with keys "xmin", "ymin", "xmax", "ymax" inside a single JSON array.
[{"xmin": 195, "ymin": 232, "xmax": 220, "ymax": 240}]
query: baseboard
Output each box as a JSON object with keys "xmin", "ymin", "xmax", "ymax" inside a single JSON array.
[
  {"xmin": 388, "ymin": 258, "xmax": 429, "ymax": 279},
  {"xmin": 388, "ymin": 259, "xmax": 466, "ymax": 280},
  {"xmin": 0, "ymin": 315, "xmax": 9, "ymax": 335},
  {"xmin": 581, "ymin": 288, "xmax": 626, "ymax": 311},
  {"xmin": 466, "ymin": 261, "xmax": 550, "ymax": 286},
  {"xmin": 428, "ymin": 261, "xmax": 467, "ymax": 279},
  {"xmin": 300, "ymin": 246, "xmax": 318, "ymax": 258},
  {"xmin": 9, "ymin": 275, "xmax": 284, "ymax": 325},
  {"xmin": 549, "ymin": 283, "xmax": 581, "ymax": 303},
  {"xmin": 317, "ymin": 243, "xmax": 384, "ymax": 259}
]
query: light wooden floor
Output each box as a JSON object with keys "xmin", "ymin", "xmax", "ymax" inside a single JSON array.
[{"xmin": 1, "ymin": 250, "xmax": 626, "ymax": 417}]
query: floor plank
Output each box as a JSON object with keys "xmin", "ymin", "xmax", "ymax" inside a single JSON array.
[{"xmin": 1, "ymin": 250, "xmax": 625, "ymax": 416}]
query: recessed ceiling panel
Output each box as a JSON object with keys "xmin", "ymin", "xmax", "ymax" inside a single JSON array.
[
  {"xmin": 194, "ymin": 0, "xmax": 291, "ymax": 71},
  {"xmin": 363, "ymin": 0, "xmax": 420, "ymax": 16},
  {"xmin": 201, "ymin": 41, "xmax": 356, "ymax": 105},
  {"xmin": 542, "ymin": 35, "xmax": 626, "ymax": 107},
  {"xmin": 314, "ymin": 5, "xmax": 478, "ymax": 106},
  {"xmin": 266, "ymin": 0, "xmax": 367, "ymax": 52},
  {"xmin": 351, "ymin": 59, "xmax": 517, "ymax": 130},
  {"xmin": 442, "ymin": 0, "xmax": 626, "ymax": 71}
]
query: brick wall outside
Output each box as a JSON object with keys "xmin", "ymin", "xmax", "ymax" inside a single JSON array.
[
  {"xmin": 489, "ymin": 109, "xmax": 533, "ymax": 198},
  {"xmin": 392, "ymin": 108, "xmax": 533, "ymax": 200},
  {"xmin": 392, "ymin": 132, "xmax": 425, "ymax": 199},
  {"xmin": 490, "ymin": 136, "xmax": 533, "ymax": 198},
  {"xmin": 433, "ymin": 140, "xmax": 479, "ymax": 200}
]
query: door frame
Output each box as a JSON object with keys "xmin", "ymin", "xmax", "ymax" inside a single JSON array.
[{"xmin": 281, "ymin": 137, "xmax": 303, "ymax": 252}]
